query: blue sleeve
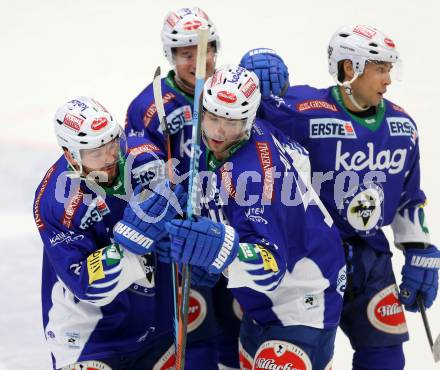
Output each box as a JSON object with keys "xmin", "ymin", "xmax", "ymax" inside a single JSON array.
[
  {"xmin": 399, "ymin": 137, "xmax": 426, "ymax": 209},
  {"xmin": 36, "ymin": 185, "xmax": 146, "ymax": 307},
  {"xmin": 224, "ymin": 179, "xmax": 288, "ymax": 293},
  {"xmin": 258, "ymin": 95, "xmax": 309, "ymax": 144},
  {"xmin": 391, "ymin": 133, "xmax": 431, "ymax": 245},
  {"xmin": 125, "ymin": 86, "xmax": 167, "ymax": 155}
]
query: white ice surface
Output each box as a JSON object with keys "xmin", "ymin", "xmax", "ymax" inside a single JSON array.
[{"xmin": 1, "ymin": 0, "xmax": 439, "ymax": 369}]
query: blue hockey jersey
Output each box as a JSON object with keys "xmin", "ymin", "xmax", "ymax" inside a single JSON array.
[
  {"xmin": 259, "ymin": 86, "xmax": 431, "ymax": 251},
  {"xmin": 33, "ymin": 137, "xmax": 172, "ymax": 369},
  {"xmin": 198, "ymin": 119, "xmax": 346, "ymax": 329},
  {"xmin": 126, "ymin": 70, "xmax": 194, "ymax": 185}
]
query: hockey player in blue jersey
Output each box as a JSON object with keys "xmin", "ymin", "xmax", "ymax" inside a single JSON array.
[
  {"xmin": 240, "ymin": 25, "xmax": 440, "ymax": 370},
  {"xmin": 125, "ymin": 7, "xmax": 241, "ymax": 370},
  {"xmin": 33, "ymin": 96, "xmax": 188, "ymax": 370},
  {"xmin": 157, "ymin": 64, "xmax": 346, "ymax": 370}
]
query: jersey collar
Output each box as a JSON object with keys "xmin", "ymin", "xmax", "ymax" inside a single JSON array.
[
  {"xmin": 331, "ymin": 86, "xmax": 386, "ymax": 132},
  {"xmin": 165, "ymin": 70, "xmax": 194, "ymax": 104},
  {"xmin": 205, "ymin": 139, "xmax": 247, "ymax": 172}
]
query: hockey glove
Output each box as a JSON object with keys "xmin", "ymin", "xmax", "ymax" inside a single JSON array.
[
  {"xmin": 155, "ymin": 237, "xmax": 172, "ymax": 263},
  {"xmin": 399, "ymin": 245, "xmax": 440, "ymax": 312},
  {"xmin": 165, "ymin": 217, "xmax": 240, "ymax": 274},
  {"xmin": 240, "ymin": 48, "xmax": 290, "ymax": 98},
  {"xmin": 190, "ymin": 266, "xmax": 221, "ymax": 287},
  {"xmin": 113, "ymin": 182, "xmax": 187, "ymax": 255}
]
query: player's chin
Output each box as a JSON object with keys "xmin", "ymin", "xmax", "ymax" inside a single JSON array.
[
  {"xmin": 94, "ymin": 165, "xmax": 118, "ymax": 184},
  {"xmin": 208, "ymin": 138, "xmax": 225, "ymax": 150}
]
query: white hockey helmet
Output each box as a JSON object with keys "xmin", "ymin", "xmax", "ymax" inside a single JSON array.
[
  {"xmin": 161, "ymin": 7, "xmax": 220, "ymax": 65},
  {"xmin": 328, "ymin": 25, "xmax": 400, "ymax": 79},
  {"xmin": 54, "ymin": 97, "xmax": 122, "ymax": 163},
  {"xmin": 203, "ymin": 64, "xmax": 261, "ymax": 133}
]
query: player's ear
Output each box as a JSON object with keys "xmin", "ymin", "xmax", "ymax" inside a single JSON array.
[
  {"xmin": 62, "ymin": 148, "xmax": 79, "ymax": 169},
  {"xmin": 342, "ymin": 60, "xmax": 355, "ymax": 81}
]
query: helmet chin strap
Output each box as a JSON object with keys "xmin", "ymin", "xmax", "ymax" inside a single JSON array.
[
  {"xmin": 63, "ymin": 149, "xmax": 84, "ymax": 178},
  {"xmin": 334, "ymin": 73, "xmax": 371, "ymax": 111}
]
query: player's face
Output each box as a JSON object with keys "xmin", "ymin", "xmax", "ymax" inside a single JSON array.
[
  {"xmin": 351, "ymin": 61, "xmax": 392, "ymax": 107},
  {"xmin": 202, "ymin": 111, "xmax": 246, "ymax": 160},
  {"xmin": 173, "ymin": 43, "xmax": 216, "ymax": 93},
  {"xmin": 80, "ymin": 137, "xmax": 120, "ymax": 185}
]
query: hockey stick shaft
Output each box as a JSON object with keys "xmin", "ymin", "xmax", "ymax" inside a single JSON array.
[
  {"xmin": 417, "ymin": 294, "xmax": 434, "ymax": 348},
  {"xmin": 175, "ymin": 25, "xmax": 209, "ymax": 370},
  {"xmin": 152, "ymin": 66, "xmax": 180, "ymax": 345},
  {"xmin": 416, "ymin": 294, "xmax": 440, "ymax": 363}
]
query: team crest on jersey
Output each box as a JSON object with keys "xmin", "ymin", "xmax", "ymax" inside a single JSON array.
[
  {"xmin": 367, "ymin": 284, "xmax": 408, "ymax": 335},
  {"xmin": 309, "ymin": 118, "xmax": 357, "ymax": 139},
  {"xmin": 239, "ymin": 340, "xmax": 254, "ymax": 370},
  {"xmin": 253, "ymin": 340, "xmax": 312, "ymax": 370},
  {"xmin": 163, "ymin": 105, "xmax": 192, "ymax": 134},
  {"xmin": 340, "ymin": 182, "xmax": 384, "ymax": 236},
  {"xmin": 185, "ymin": 289, "xmax": 207, "ymax": 332},
  {"xmin": 386, "ymin": 117, "xmax": 418, "ymax": 145}
]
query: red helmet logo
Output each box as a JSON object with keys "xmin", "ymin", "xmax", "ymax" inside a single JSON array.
[
  {"xmin": 384, "ymin": 38, "xmax": 395, "ymax": 48},
  {"xmin": 63, "ymin": 113, "xmax": 84, "ymax": 132},
  {"xmin": 183, "ymin": 20, "xmax": 202, "ymax": 31},
  {"xmin": 91, "ymin": 117, "xmax": 109, "ymax": 131},
  {"xmin": 217, "ymin": 91, "xmax": 237, "ymax": 104}
]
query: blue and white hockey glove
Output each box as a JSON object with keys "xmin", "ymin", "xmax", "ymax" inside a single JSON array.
[
  {"xmin": 190, "ymin": 266, "xmax": 221, "ymax": 287},
  {"xmin": 165, "ymin": 217, "xmax": 239, "ymax": 274},
  {"xmin": 399, "ymin": 245, "xmax": 440, "ymax": 312},
  {"xmin": 240, "ymin": 48, "xmax": 290, "ymax": 98},
  {"xmin": 113, "ymin": 182, "xmax": 187, "ymax": 255}
]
